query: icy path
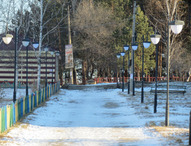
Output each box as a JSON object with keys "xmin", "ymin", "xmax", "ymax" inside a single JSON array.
[{"xmin": 0, "ymin": 89, "xmax": 166, "ymax": 145}]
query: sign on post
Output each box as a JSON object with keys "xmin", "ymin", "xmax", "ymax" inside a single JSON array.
[{"xmin": 65, "ymin": 44, "xmax": 74, "ymax": 69}]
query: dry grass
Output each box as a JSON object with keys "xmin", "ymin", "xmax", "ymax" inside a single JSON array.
[
  {"xmin": 152, "ymin": 126, "xmax": 189, "ymax": 137},
  {"xmin": 150, "ymin": 126, "xmax": 189, "ymax": 144}
]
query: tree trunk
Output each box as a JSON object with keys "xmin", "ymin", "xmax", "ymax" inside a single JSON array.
[
  {"xmin": 37, "ymin": 0, "xmax": 43, "ymax": 90},
  {"xmin": 58, "ymin": 26, "xmax": 63, "ymax": 86},
  {"xmin": 82, "ymin": 61, "xmax": 87, "ymax": 85},
  {"xmin": 137, "ymin": 70, "xmax": 140, "ymax": 81}
]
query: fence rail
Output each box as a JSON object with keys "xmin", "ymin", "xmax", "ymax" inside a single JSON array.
[{"xmin": 0, "ymin": 82, "xmax": 60, "ymax": 134}]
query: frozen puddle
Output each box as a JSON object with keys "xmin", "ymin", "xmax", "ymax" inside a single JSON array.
[{"xmin": 4, "ymin": 124, "xmax": 162, "ymax": 146}]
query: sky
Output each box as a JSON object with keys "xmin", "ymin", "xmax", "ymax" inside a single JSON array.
[{"xmin": 0, "ymin": 0, "xmax": 36, "ymax": 33}]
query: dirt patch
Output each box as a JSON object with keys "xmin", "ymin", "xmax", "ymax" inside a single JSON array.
[
  {"xmin": 150, "ymin": 126, "xmax": 189, "ymax": 145},
  {"xmin": 68, "ymin": 100, "xmax": 79, "ymax": 104},
  {"xmin": 152, "ymin": 126, "xmax": 189, "ymax": 137},
  {"xmin": 103, "ymin": 102, "xmax": 119, "ymax": 109}
]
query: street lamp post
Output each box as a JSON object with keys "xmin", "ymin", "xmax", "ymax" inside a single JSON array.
[
  {"xmin": 131, "ymin": 39, "xmax": 138, "ymax": 96},
  {"xmin": 150, "ymin": 14, "xmax": 184, "ymax": 122},
  {"xmin": 120, "ymin": 50, "xmax": 125, "ymax": 92},
  {"xmin": 127, "ymin": 49, "xmax": 130, "ymax": 94},
  {"xmin": 44, "ymin": 47, "xmax": 49, "ymax": 88},
  {"xmin": 142, "ymin": 35, "xmax": 151, "ymax": 103},
  {"xmin": 166, "ymin": 17, "xmax": 184, "ymax": 126},
  {"xmin": 151, "ymin": 34, "xmax": 161, "ymax": 113},
  {"xmin": 49, "ymin": 51, "xmax": 55, "ymax": 84},
  {"xmin": 116, "ymin": 53, "xmax": 121, "ymax": 88},
  {"xmin": 2, "ymin": 32, "xmax": 14, "ymax": 102},
  {"xmin": 22, "ymin": 38, "xmax": 30, "ymax": 97},
  {"xmin": 124, "ymin": 45, "xmax": 129, "ymax": 93},
  {"xmin": 55, "ymin": 51, "xmax": 60, "ymax": 82},
  {"xmin": 13, "ymin": 29, "xmax": 18, "ymax": 103}
]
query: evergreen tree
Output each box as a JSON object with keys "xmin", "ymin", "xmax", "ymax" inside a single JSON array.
[{"xmin": 134, "ymin": 6, "xmax": 155, "ymax": 78}]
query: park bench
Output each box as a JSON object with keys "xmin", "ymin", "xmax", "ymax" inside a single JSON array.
[{"xmin": 150, "ymin": 83, "xmax": 186, "ymax": 94}]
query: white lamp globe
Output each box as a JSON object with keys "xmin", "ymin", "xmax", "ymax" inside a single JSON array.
[
  {"xmin": 116, "ymin": 53, "xmax": 121, "ymax": 59},
  {"xmin": 32, "ymin": 42, "xmax": 39, "ymax": 49},
  {"xmin": 2, "ymin": 34, "xmax": 13, "ymax": 45},
  {"xmin": 150, "ymin": 34, "xmax": 161, "ymax": 45},
  {"xmin": 22, "ymin": 38, "xmax": 30, "ymax": 47},
  {"xmin": 132, "ymin": 43, "xmax": 138, "ymax": 50},
  {"xmin": 44, "ymin": 46, "xmax": 49, "ymax": 52},
  {"xmin": 124, "ymin": 45, "xmax": 129, "ymax": 51},
  {"xmin": 169, "ymin": 20, "xmax": 184, "ymax": 34},
  {"xmin": 143, "ymin": 41, "xmax": 151, "ymax": 48},
  {"xmin": 120, "ymin": 52, "xmax": 125, "ymax": 56}
]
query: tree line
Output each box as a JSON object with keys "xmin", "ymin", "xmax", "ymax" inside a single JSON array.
[{"xmin": 1, "ymin": 0, "xmax": 191, "ymax": 85}]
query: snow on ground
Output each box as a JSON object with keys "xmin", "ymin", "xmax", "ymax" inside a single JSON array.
[
  {"xmin": 0, "ymin": 88, "xmax": 32, "ymax": 107},
  {"xmin": 0, "ymin": 82, "xmax": 191, "ymax": 145}
]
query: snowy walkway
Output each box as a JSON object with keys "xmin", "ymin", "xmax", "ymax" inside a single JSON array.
[{"xmin": 0, "ymin": 89, "xmax": 168, "ymax": 145}]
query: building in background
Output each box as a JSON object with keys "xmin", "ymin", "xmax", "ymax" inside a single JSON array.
[{"xmin": 0, "ymin": 42, "xmax": 58, "ymax": 85}]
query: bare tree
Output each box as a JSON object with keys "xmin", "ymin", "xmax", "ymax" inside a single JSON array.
[
  {"xmin": 72, "ymin": 0, "xmax": 123, "ymax": 81},
  {"xmin": 144, "ymin": 0, "xmax": 190, "ymax": 76}
]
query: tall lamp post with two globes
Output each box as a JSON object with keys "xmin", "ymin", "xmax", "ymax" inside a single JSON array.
[{"xmin": 22, "ymin": 38, "xmax": 39, "ymax": 97}]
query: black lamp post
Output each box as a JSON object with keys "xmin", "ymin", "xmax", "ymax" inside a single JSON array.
[
  {"xmin": 120, "ymin": 50, "xmax": 125, "ymax": 92},
  {"xmin": 22, "ymin": 38, "xmax": 30, "ymax": 97},
  {"xmin": 49, "ymin": 51, "xmax": 55, "ymax": 84},
  {"xmin": 22, "ymin": 38, "xmax": 39, "ymax": 98},
  {"xmin": 2, "ymin": 30, "xmax": 14, "ymax": 102},
  {"xmin": 55, "ymin": 51, "xmax": 60, "ymax": 82},
  {"xmin": 150, "ymin": 33, "xmax": 161, "ymax": 113},
  {"xmin": 142, "ymin": 35, "xmax": 151, "ymax": 103},
  {"xmin": 13, "ymin": 29, "xmax": 18, "ymax": 103},
  {"xmin": 44, "ymin": 47, "xmax": 49, "ymax": 88},
  {"xmin": 131, "ymin": 39, "xmax": 138, "ymax": 96},
  {"xmin": 127, "ymin": 48, "xmax": 130, "ymax": 94},
  {"xmin": 124, "ymin": 45, "xmax": 129, "ymax": 93},
  {"xmin": 116, "ymin": 53, "xmax": 121, "ymax": 88}
]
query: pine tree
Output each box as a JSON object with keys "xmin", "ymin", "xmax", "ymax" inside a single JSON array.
[{"xmin": 134, "ymin": 6, "xmax": 155, "ymax": 79}]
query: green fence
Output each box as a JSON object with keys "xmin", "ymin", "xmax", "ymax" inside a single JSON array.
[{"xmin": 0, "ymin": 82, "xmax": 60, "ymax": 133}]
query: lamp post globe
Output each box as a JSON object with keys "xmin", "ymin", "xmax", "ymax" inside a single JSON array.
[
  {"xmin": 150, "ymin": 34, "xmax": 161, "ymax": 45},
  {"xmin": 2, "ymin": 34, "xmax": 13, "ymax": 45},
  {"xmin": 143, "ymin": 41, "xmax": 151, "ymax": 49},
  {"xmin": 32, "ymin": 42, "xmax": 39, "ymax": 49},
  {"xmin": 22, "ymin": 38, "xmax": 30, "ymax": 47},
  {"xmin": 124, "ymin": 45, "xmax": 129, "ymax": 51},
  {"xmin": 132, "ymin": 43, "xmax": 138, "ymax": 50},
  {"xmin": 169, "ymin": 20, "xmax": 184, "ymax": 34},
  {"xmin": 120, "ymin": 52, "xmax": 125, "ymax": 57},
  {"xmin": 117, "ymin": 53, "xmax": 121, "ymax": 59}
]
